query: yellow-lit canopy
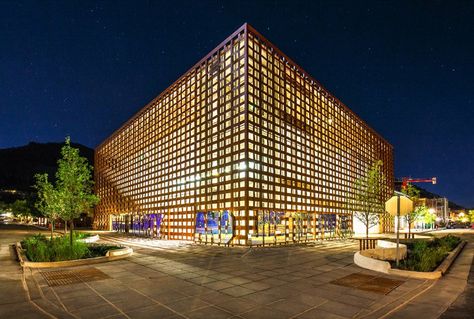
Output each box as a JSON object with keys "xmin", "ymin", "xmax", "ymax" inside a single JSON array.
[{"xmin": 385, "ymin": 195, "xmax": 413, "ymax": 216}]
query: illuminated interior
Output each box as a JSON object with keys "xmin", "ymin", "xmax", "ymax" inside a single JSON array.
[{"xmin": 93, "ymin": 24, "xmax": 394, "ymax": 245}]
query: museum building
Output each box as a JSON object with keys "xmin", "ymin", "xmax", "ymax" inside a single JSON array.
[{"xmin": 93, "ymin": 23, "xmax": 394, "ymax": 246}]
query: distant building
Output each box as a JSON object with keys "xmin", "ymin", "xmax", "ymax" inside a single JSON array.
[
  {"xmin": 427, "ymin": 198, "xmax": 449, "ymax": 222},
  {"xmin": 94, "ymin": 24, "xmax": 394, "ymax": 245},
  {"xmin": 417, "ymin": 197, "xmax": 449, "ymax": 222},
  {"xmin": 450, "ymin": 209, "xmax": 467, "ymax": 221}
]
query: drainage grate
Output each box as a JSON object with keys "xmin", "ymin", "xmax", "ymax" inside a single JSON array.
[
  {"xmin": 41, "ymin": 268, "xmax": 110, "ymax": 287},
  {"xmin": 331, "ymin": 273, "xmax": 404, "ymax": 295}
]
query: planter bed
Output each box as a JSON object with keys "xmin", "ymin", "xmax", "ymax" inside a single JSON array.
[
  {"xmin": 391, "ymin": 235, "xmax": 462, "ymax": 271},
  {"xmin": 16, "ymin": 234, "xmax": 133, "ymax": 268},
  {"xmin": 354, "ymin": 237, "xmax": 466, "ymax": 280},
  {"xmin": 77, "ymin": 234, "xmax": 100, "ymax": 243}
]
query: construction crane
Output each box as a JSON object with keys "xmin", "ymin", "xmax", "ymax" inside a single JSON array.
[{"xmin": 401, "ymin": 177, "xmax": 437, "ymax": 190}]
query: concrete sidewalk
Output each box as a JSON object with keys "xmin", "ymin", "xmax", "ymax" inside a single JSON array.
[
  {"xmin": 390, "ymin": 240, "xmax": 474, "ymax": 318},
  {"xmin": 439, "ymin": 244, "xmax": 474, "ymax": 318},
  {"xmin": 1, "ymin": 224, "xmax": 473, "ymax": 319},
  {"xmin": 0, "ymin": 224, "xmax": 64, "ymax": 318},
  {"xmin": 17, "ymin": 237, "xmax": 440, "ymax": 319},
  {"xmin": 360, "ymin": 241, "xmax": 474, "ymax": 318},
  {"xmin": 0, "ymin": 243, "xmax": 50, "ymax": 318}
]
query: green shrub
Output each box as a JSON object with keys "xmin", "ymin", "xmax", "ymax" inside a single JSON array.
[
  {"xmin": 396, "ymin": 236, "xmax": 461, "ymax": 272},
  {"xmin": 50, "ymin": 235, "xmax": 88, "ymax": 261},
  {"xmin": 414, "ymin": 246, "xmax": 446, "ymax": 272},
  {"xmin": 21, "ymin": 233, "xmax": 115, "ymax": 262},
  {"xmin": 22, "ymin": 234, "xmax": 51, "ymax": 262},
  {"xmin": 85, "ymin": 244, "xmax": 121, "ymax": 258},
  {"xmin": 75, "ymin": 232, "xmax": 93, "ymax": 239},
  {"xmin": 435, "ymin": 235, "xmax": 461, "ymax": 251}
]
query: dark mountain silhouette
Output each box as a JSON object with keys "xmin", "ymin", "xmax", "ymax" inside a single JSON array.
[
  {"xmin": 0, "ymin": 142, "xmax": 93, "ymax": 195},
  {"xmin": 1, "ymin": 143, "xmax": 467, "ymax": 211},
  {"xmin": 395, "ymin": 181, "xmax": 466, "ymax": 210}
]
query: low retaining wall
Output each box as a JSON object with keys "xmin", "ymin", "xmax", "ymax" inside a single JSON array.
[
  {"xmin": 371, "ymin": 240, "xmax": 407, "ymax": 261},
  {"xmin": 354, "ymin": 251, "xmax": 391, "ymax": 273},
  {"xmin": 16, "ymin": 242, "xmax": 133, "ymax": 268},
  {"xmin": 354, "ymin": 240, "xmax": 466, "ymax": 280},
  {"xmin": 77, "ymin": 234, "xmax": 100, "ymax": 243}
]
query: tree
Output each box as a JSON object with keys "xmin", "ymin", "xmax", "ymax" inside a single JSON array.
[
  {"xmin": 350, "ymin": 160, "xmax": 386, "ymax": 239},
  {"xmin": 421, "ymin": 206, "xmax": 436, "ymax": 229},
  {"xmin": 10, "ymin": 199, "xmax": 32, "ymax": 222},
  {"xmin": 34, "ymin": 173, "xmax": 61, "ymax": 239},
  {"xmin": 0, "ymin": 201, "xmax": 9, "ymax": 212},
  {"xmin": 55, "ymin": 137, "xmax": 99, "ymax": 246},
  {"xmin": 415, "ymin": 206, "xmax": 430, "ymax": 227},
  {"xmin": 401, "ymin": 184, "xmax": 423, "ymax": 237},
  {"xmin": 468, "ymin": 210, "xmax": 474, "ymax": 223}
]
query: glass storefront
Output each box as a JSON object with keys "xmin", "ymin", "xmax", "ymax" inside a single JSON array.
[
  {"xmin": 252, "ymin": 211, "xmax": 352, "ymax": 245},
  {"xmin": 112, "ymin": 213, "xmax": 163, "ymax": 238},
  {"xmin": 195, "ymin": 210, "xmax": 234, "ymax": 245}
]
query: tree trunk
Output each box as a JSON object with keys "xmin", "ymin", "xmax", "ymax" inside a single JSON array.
[
  {"xmin": 50, "ymin": 218, "xmax": 54, "ymax": 240},
  {"xmin": 408, "ymin": 220, "xmax": 411, "ymax": 238},
  {"xmin": 366, "ymin": 216, "xmax": 369, "ymax": 239},
  {"xmin": 69, "ymin": 220, "xmax": 74, "ymax": 247},
  {"xmin": 64, "ymin": 219, "xmax": 67, "ymax": 234}
]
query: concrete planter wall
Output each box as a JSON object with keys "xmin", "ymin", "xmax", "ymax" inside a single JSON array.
[
  {"xmin": 354, "ymin": 251, "xmax": 391, "ymax": 273},
  {"xmin": 77, "ymin": 234, "xmax": 100, "ymax": 243},
  {"xmin": 16, "ymin": 242, "xmax": 133, "ymax": 269},
  {"xmin": 354, "ymin": 240, "xmax": 466, "ymax": 280},
  {"xmin": 362, "ymin": 240, "xmax": 407, "ymax": 261}
]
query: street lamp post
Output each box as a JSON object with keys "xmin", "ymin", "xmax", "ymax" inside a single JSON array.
[
  {"xmin": 385, "ymin": 192, "xmax": 413, "ymax": 267},
  {"xmin": 396, "ymin": 194, "xmax": 400, "ymax": 267}
]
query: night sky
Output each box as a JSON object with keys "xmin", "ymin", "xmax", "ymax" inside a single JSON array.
[{"xmin": 1, "ymin": 1, "xmax": 473, "ymax": 207}]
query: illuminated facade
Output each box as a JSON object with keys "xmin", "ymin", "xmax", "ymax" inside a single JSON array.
[{"xmin": 94, "ymin": 24, "xmax": 394, "ymax": 245}]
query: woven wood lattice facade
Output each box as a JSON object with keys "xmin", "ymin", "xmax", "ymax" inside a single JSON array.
[{"xmin": 94, "ymin": 24, "xmax": 394, "ymax": 245}]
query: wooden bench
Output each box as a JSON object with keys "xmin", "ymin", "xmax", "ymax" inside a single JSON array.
[{"xmin": 357, "ymin": 238, "xmax": 379, "ymax": 251}]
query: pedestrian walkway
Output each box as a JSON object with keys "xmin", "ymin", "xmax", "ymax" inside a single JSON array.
[
  {"xmin": 439, "ymin": 245, "xmax": 474, "ymax": 318},
  {"xmin": 23, "ymin": 236, "xmax": 433, "ymax": 319},
  {"xmin": 0, "ymin": 224, "xmax": 66, "ymax": 318},
  {"xmin": 383, "ymin": 242, "xmax": 474, "ymax": 319},
  {"xmin": 1, "ymin": 224, "xmax": 473, "ymax": 319}
]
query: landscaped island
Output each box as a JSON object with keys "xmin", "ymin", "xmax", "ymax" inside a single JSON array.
[
  {"xmin": 354, "ymin": 234, "xmax": 464, "ymax": 279},
  {"xmin": 391, "ymin": 235, "xmax": 461, "ymax": 272},
  {"xmin": 21, "ymin": 233, "xmax": 120, "ymax": 262}
]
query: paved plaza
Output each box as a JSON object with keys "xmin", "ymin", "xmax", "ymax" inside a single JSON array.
[{"xmin": 0, "ymin": 224, "xmax": 473, "ymax": 319}]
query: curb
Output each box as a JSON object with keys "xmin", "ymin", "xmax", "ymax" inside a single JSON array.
[
  {"xmin": 77, "ymin": 234, "xmax": 100, "ymax": 243},
  {"xmin": 15, "ymin": 242, "xmax": 133, "ymax": 268},
  {"xmin": 21, "ymin": 268, "xmax": 78, "ymax": 319},
  {"xmin": 354, "ymin": 240, "xmax": 466, "ymax": 280},
  {"xmin": 437, "ymin": 240, "xmax": 467, "ymax": 274}
]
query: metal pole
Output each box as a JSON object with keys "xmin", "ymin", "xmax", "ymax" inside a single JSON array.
[{"xmin": 396, "ymin": 194, "xmax": 400, "ymax": 267}]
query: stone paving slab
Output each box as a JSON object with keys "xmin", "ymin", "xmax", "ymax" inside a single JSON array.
[
  {"xmin": 439, "ymin": 244, "xmax": 474, "ymax": 318},
  {"xmin": 381, "ymin": 240, "xmax": 474, "ymax": 319},
  {"xmin": 2, "ymin": 225, "xmax": 473, "ymax": 319},
  {"xmin": 0, "ymin": 227, "xmax": 81, "ymax": 319}
]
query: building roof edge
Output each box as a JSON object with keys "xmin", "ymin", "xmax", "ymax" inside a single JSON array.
[
  {"xmin": 245, "ymin": 24, "xmax": 393, "ymax": 148},
  {"xmin": 95, "ymin": 23, "xmax": 248, "ymax": 151}
]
